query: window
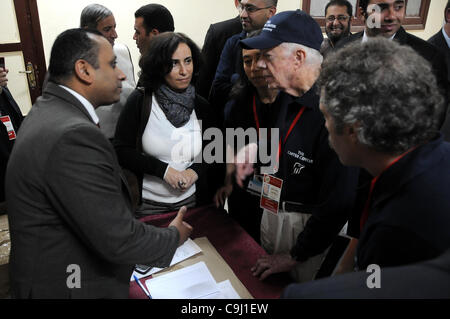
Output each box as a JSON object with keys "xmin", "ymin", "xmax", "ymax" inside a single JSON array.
[{"xmin": 302, "ymin": 0, "xmax": 431, "ymax": 32}]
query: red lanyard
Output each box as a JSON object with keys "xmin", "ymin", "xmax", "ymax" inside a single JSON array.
[
  {"xmin": 275, "ymin": 106, "xmax": 306, "ymax": 170},
  {"xmin": 359, "ymin": 148, "xmax": 416, "ymax": 232},
  {"xmin": 252, "ymin": 95, "xmax": 260, "ymax": 134}
]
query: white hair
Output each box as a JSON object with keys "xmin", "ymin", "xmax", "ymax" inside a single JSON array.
[{"xmin": 280, "ymin": 42, "xmax": 323, "ymax": 66}]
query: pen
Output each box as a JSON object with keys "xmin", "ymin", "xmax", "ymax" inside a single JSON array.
[{"xmin": 133, "ymin": 275, "xmax": 152, "ymax": 299}]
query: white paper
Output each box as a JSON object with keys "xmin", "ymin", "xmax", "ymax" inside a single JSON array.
[
  {"xmin": 145, "ymin": 261, "xmax": 220, "ymax": 299},
  {"xmin": 131, "ymin": 238, "xmax": 202, "ymax": 281},
  {"xmin": 199, "ymin": 280, "xmax": 241, "ymax": 299}
]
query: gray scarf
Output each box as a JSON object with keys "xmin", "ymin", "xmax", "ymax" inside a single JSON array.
[{"xmin": 154, "ymin": 84, "xmax": 196, "ymax": 128}]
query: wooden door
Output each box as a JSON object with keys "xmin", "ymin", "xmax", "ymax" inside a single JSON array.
[{"xmin": 0, "ymin": 0, "xmax": 46, "ymax": 114}]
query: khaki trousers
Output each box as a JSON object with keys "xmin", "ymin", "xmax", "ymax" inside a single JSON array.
[{"xmin": 261, "ymin": 209, "xmax": 329, "ymax": 283}]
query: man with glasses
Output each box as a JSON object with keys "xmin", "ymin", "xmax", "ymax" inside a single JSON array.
[
  {"xmin": 210, "ymin": 0, "xmax": 277, "ymax": 126},
  {"xmin": 321, "ymin": 0, "xmax": 353, "ymax": 58}
]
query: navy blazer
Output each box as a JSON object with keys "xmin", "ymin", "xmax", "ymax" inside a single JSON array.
[{"xmin": 356, "ymin": 136, "xmax": 450, "ymax": 270}]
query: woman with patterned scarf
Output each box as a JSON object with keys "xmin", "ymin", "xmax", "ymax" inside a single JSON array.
[{"xmin": 114, "ymin": 32, "xmax": 219, "ymax": 217}]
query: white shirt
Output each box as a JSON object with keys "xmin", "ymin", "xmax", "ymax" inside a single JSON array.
[
  {"xmin": 442, "ymin": 27, "xmax": 450, "ymax": 49},
  {"xmin": 362, "ymin": 30, "xmax": 396, "ymax": 42},
  {"xmin": 141, "ymin": 95, "xmax": 202, "ymax": 204},
  {"xmin": 59, "ymin": 85, "xmax": 99, "ymax": 125}
]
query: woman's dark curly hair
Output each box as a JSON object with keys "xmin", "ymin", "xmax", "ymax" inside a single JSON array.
[{"xmin": 139, "ymin": 32, "xmax": 202, "ymax": 91}]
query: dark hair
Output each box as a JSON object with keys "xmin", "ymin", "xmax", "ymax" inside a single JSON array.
[
  {"xmin": 359, "ymin": 0, "xmax": 406, "ymax": 18},
  {"xmin": 265, "ymin": 0, "xmax": 278, "ymax": 6},
  {"xmin": 446, "ymin": 0, "xmax": 450, "ymax": 23},
  {"xmin": 135, "ymin": 4, "xmax": 174, "ymax": 35},
  {"xmin": 230, "ymin": 29, "xmax": 262, "ymax": 100},
  {"xmin": 48, "ymin": 28, "xmax": 102, "ymax": 84},
  {"xmin": 325, "ymin": 0, "xmax": 353, "ymax": 17},
  {"xmin": 318, "ymin": 38, "xmax": 444, "ymax": 155},
  {"xmin": 139, "ymin": 32, "xmax": 202, "ymax": 91},
  {"xmin": 80, "ymin": 4, "xmax": 112, "ymax": 29}
]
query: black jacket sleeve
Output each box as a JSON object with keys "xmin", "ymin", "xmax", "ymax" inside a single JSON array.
[
  {"xmin": 113, "ymin": 89, "xmax": 168, "ymax": 179},
  {"xmin": 290, "ymin": 131, "xmax": 360, "ymax": 262}
]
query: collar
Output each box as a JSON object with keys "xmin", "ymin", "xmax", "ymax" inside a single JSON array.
[
  {"xmin": 442, "ymin": 27, "xmax": 450, "ymax": 49},
  {"xmin": 371, "ymin": 134, "xmax": 445, "ymax": 207},
  {"xmin": 58, "ymin": 85, "xmax": 99, "ymax": 125},
  {"xmin": 283, "ymin": 84, "xmax": 319, "ymax": 110},
  {"xmin": 362, "ymin": 30, "xmax": 396, "ymax": 43}
]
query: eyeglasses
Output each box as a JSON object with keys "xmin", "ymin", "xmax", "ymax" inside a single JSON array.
[
  {"xmin": 238, "ymin": 4, "xmax": 273, "ymax": 14},
  {"xmin": 326, "ymin": 15, "xmax": 351, "ymax": 22}
]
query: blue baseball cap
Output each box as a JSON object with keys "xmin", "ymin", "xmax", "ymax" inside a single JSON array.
[{"xmin": 240, "ymin": 10, "xmax": 323, "ymax": 51}]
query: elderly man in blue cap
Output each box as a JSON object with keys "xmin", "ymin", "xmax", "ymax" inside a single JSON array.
[{"xmin": 240, "ymin": 10, "xmax": 359, "ymax": 282}]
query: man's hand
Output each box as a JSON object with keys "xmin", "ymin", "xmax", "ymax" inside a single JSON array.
[
  {"xmin": 234, "ymin": 143, "xmax": 258, "ymax": 188},
  {"xmin": 168, "ymin": 206, "xmax": 193, "ymax": 246},
  {"xmin": 251, "ymin": 253, "xmax": 298, "ymax": 281},
  {"xmin": 214, "ymin": 183, "xmax": 233, "ymax": 207},
  {"xmin": 164, "ymin": 166, "xmax": 187, "ymax": 190}
]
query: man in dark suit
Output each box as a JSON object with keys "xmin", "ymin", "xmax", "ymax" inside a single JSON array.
[
  {"xmin": 5, "ymin": 28, "xmax": 192, "ymax": 299},
  {"xmin": 337, "ymin": 0, "xmax": 449, "ymax": 130},
  {"xmin": 429, "ymin": 0, "xmax": 450, "ymax": 141},
  {"xmin": 0, "ymin": 67, "xmax": 23, "ymax": 215},
  {"xmin": 320, "ymin": 0, "xmax": 354, "ymax": 58},
  {"xmin": 196, "ymin": 0, "xmax": 243, "ymax": 99}
]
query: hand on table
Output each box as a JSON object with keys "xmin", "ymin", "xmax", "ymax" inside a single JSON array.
[
  {"xmin": 251, "ymin": 253, "xmax": 298, "ymax": 281},
  {"xmin": 168, "ymin": 206, "xmax": 193, "ymax": 246}
]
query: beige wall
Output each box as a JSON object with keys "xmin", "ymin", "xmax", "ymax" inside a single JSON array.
[
  {"xmin": 36, "ymin": 0, "xmax": 300, "ymax": 80},
  {"xmin": 408, "ymin": 0, "xmax": 447, "ymax": 39},
  {"xmin": 36, "ymin": 0, "xmax": 447, "ymax": 80}
]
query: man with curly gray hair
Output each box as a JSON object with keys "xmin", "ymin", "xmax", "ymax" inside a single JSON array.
[{"xmin": 318, "ymin": 38, "xmax": 450, "ymax": 272}]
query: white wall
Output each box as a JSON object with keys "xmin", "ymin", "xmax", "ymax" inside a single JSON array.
[
  {"xmin": 36, "ymin": 0, "xmax": 448, "ymax": 80},
  {"xmin": 36, "ymin": 0, "xmax": 301, "ymax": 80}
]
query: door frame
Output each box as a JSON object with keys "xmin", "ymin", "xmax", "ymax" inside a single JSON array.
[{"xmin": 0, "ymin": 0, "xmax": 46, "ymax": 103}]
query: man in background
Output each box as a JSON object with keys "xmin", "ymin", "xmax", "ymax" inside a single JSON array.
[
  {"xmin": 133, "ymin": 4, "xmax": 175, "ymax": 55},
  {"xmin": 210, "ymin": 0, "xmax": 277, "ymax": 125},
  {"xmin": 321, "ymin": 0, "xmax": 353, "ymax": 58},
  {"xmin": 196, "ymin": 0, "xmax": 242, "ymax": 99},
  {"xmin": 80, "ymin": 3, "xmax": 136, "ymax": 141},
  {"xmin": 337, "ymin": 0, "xmax": 449, "ymax": 130},
  {"xmin": 428, "ymin": 0, "xmax": 450, "ymax": 141}
]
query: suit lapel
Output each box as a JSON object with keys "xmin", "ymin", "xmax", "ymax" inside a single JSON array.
[{"xmin": 44, "ymin": 82, "xmax": 96, "ymax": 124}]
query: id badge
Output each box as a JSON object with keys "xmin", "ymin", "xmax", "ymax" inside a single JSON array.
[
  {"xmin": 260, "ymin": 174, "xmax": 283, "ymax": 215},
  {"xmin": 0, "ymin": 115, "xmax": 16, "ymax": 140},
  {"xmin": 247, "ymin": 174, "xmax": 263, "ymax": 197}
]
